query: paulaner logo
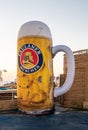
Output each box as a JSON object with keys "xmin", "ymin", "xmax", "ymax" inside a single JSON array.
[{"xmin": 18, "ymin": 44, "xmax": 43, "ymax": 73}]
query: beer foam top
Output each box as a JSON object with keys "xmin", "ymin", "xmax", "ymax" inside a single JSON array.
[{"xmin": 18, "ymin": 21, "xmax": 52, "ymax": 40}]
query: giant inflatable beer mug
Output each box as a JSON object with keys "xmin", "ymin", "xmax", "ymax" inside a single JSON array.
[{"xmin": 17, "ymin": 21, "xmax": 75, "ymax": 115}]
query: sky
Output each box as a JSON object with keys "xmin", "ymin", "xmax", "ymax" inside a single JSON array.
[{"xmin": 0, "ymin": 0, "xmax": 88, "ymax": 82}]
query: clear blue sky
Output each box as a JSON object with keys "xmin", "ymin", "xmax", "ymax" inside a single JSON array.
[{"xmin": 0, "ymin": 0, "xmax": 88, "ymax": 81}]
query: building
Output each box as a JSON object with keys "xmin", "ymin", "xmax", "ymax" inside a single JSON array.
[{"xmin": 59, "ymin": 49, "xmax": 88, "ymax": 109}]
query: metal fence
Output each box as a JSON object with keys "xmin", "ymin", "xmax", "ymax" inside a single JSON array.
[{"xmin": 0, "ymin": 89, "xmax": 17, "ymax": 101}]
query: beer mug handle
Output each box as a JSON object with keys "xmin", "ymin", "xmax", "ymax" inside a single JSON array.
[{"xmin": 52, "ymin": 45, "xmax": 75, "ymax": 97}]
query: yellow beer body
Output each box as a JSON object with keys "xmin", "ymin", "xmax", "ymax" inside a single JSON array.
[{"xmin": 17, "ymin": 36, "xmax": 54, "ymax": 112}]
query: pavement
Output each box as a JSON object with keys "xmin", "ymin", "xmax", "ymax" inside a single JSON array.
[{"xmin": 0, "ymin": 107, "xmax": 88, "ymax": 130}]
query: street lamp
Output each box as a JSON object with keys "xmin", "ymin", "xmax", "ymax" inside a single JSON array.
[{"xmin": 0, "ymin": 70, "xmax": 7, "ymax": 86}]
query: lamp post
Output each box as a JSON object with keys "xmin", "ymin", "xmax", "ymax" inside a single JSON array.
[{"xmin": 0, "ymin": 70, "xmax": 7, "ymax": 86}]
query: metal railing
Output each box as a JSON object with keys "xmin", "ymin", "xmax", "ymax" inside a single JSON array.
[{"xmin": 0, "ymin": 89, "xmax": 17, "ymax": 101}]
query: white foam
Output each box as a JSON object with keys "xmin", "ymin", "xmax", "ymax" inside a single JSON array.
[{"xmin": 18, "ymin": 21, "xmax": 52, "ymax": 40}]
